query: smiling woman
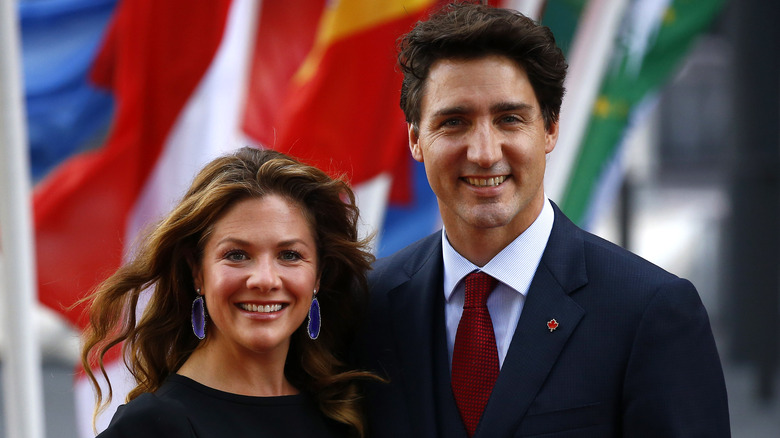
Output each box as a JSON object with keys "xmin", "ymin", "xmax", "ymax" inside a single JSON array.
[
  {"xmin": 181, "ymin": 195, "xmax": 322, "ymax": 391},
  {"xmin": 78, "ymin": 147, "xmax": 378, "ymax": 438}
]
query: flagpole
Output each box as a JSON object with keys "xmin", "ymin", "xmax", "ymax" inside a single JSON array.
[
  {"xmin": 545, "ymin": 0, "xmax": 629, "ymax": 202},
  {"xmin": 0, "ymin": 0, "xmax": 47, "ymax": 437}
]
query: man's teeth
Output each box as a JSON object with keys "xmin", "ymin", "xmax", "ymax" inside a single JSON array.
[
  {"xmin": 467, "ymin": 175, "xmax": 507, "ymax": 187},
  {"xmin": 239, "ymin": 303, "xmax": 283, "ymax": 313}
]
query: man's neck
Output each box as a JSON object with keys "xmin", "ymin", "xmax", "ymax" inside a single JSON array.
[{"xmin": 443, "ymin": 199, "xmax": 545, "ymax": 267}]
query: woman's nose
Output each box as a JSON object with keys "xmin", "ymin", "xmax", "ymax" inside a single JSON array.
[{"xmin": 247, "ymin": 257, "xmax": 282, "ymax": 291}]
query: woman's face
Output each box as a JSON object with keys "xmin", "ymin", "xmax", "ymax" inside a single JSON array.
[{"xmin": 195, "ymin": 194, "xmax": 319, "ymax": 360}]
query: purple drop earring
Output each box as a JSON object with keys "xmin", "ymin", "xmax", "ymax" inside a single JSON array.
[
  {"xmin": 192, "ymin": 289, "xmax": 207, "ymax": 340},
  {"xmin": 307, "ymin": 289, "xmax": 321, "ymax": 340}
]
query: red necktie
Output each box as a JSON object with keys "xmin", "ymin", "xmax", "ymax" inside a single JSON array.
[{"xmin": 451, "ymin": 271, "xmax": 500, "ymax": 437}]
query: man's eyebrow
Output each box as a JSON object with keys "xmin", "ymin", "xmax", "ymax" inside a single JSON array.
[
  {"xmin": 491, "ymin": 101, "xmax": 534, "ymax": 113},
  {"xmin": 431, "ymin": 105, "xmax": 469, "ymax": 118},
  {"xmin": 431, "ymin": 102, "xmax": 535, "ymax": 118}
]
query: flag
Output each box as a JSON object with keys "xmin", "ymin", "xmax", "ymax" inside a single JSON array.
[
  {"xmin": 555, "ymin": 0, "xmax": 727, "ymax": 227},
  {"xmin": 241, "ymin": 0, "xmax": 440, "ymax": 256},
  {"xmin": 20, "ymin": 0, "xmax": 118, "ymax": 182}
]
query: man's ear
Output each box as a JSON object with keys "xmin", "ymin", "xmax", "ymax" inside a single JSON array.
[
  {"xmin": 545, "ymin": 120, "xmax": 559, "ymax": 154},
  {"xmin": 409, "ymin": 123, "xmax": 423, "ymax": 162}
]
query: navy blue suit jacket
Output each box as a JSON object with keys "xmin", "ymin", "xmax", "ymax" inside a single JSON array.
[{"xmin": 360, "ymin": 203, "xmax": 729, "ymax": 437}]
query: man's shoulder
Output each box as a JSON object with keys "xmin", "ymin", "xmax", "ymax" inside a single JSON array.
[
  {"xmin": 370, "ymin": 232, "xmax": 441, "ymax": 290},
  {"xmin": 580, "ymin": 228, "xmax": 677, "ymax": 280},
  {"xmin": 550, "ymin": 204, "xmax": 676, "ymax": 278},
  {"xmin": 545, "ymin": 205, "xmax": 685, "ymax": 300}
]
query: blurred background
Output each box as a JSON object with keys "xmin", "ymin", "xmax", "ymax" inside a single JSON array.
[{"xmin": 1, "ymin": 0, "xmax": 778, "ymax": 437}]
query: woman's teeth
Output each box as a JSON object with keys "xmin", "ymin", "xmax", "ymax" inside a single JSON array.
[{"xmin": 239, "ymin": 303, "xmax": 282, "ymax": 313}]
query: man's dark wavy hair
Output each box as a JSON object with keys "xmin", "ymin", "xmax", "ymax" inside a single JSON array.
[{"xmin": 398, "ymin": 1, "xmax": 568, "ymax": 133}]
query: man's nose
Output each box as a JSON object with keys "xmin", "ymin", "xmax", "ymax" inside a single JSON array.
[{"xmin": 466, "ymin": 121, "xmax": 502, "ymax": 168}]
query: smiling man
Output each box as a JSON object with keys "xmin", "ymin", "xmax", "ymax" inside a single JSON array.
[
  {"xmin": 360, "ymin": 2, "xmax": 730, "ymax": 438},
  {"xmin": 409, "ymin": 54, "xmax": 556, "ymax": 267}
]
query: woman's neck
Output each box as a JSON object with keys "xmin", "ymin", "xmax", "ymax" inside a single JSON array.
[{"xmin": 176, "ymin": 339, "xmax": 298, "ymax": 397}]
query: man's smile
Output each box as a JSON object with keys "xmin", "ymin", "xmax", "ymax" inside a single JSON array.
[{"xmin": 464, "ymin": 175, "xmax": 508, "ymax": 187}]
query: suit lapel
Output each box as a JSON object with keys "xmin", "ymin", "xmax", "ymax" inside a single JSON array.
[
  {"xmin": 477, "ymin": 204, "xmax": 588, "ymax": 437},
  {"xmin": 388, "ymin": 235, "xmax": 446, "ymax": 438}
]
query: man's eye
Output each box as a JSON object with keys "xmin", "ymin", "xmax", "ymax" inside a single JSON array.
[
  {"xmin": 500, "ymin": 115, "xmax": 521, "ymax": 123},
  {"xmin": 442, "ymin": 118, "xmax": 462, "ymax": 127}
]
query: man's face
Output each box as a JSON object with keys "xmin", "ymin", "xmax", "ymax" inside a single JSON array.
[{"xmin": 410, "ymin": 55, "xmax": 558, "ymax": 240}]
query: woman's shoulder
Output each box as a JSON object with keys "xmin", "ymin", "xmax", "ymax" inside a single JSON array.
[{"xmin": 96, "ymin": 391, "xmax": 193, "ymax": 437}]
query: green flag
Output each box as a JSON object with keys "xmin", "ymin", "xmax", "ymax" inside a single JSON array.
[{"xmin": 553, "ymin": 0, "xmax": 726, "ymax": 226}]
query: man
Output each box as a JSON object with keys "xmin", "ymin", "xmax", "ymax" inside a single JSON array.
[{"xmin": 360, "ymin": 2, "xmax": 730, "ymax": 437}]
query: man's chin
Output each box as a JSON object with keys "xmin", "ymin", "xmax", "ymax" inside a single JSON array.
[{"xmin": 462, "ymin": 207, "xmax": 515, "ymax": 230}]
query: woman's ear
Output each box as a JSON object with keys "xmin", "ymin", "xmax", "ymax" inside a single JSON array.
[{"xmin": 187, "ymin": 255, "xmax": 202, "ymax": 291}]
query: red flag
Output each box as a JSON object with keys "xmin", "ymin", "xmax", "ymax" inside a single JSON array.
[{"xmin": 34, "ymin": 0, "xmax": 232, "ymax": 329}]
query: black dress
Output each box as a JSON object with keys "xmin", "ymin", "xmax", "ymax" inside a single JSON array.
[{"xmin": 96, "ymin": 374, "xmax": 347, "ymax": 437}]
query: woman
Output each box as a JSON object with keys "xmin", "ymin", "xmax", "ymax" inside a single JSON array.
[{"xmin": 81, "ymin": 147, "xmax": 376, "ymax": 437}]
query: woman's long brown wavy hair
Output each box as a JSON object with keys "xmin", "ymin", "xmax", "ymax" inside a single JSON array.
[{"xmin": 80, "ymin": 147, "xmax": 377, "ymax": 437}]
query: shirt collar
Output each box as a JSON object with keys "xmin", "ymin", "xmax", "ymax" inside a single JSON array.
[{"xmin": 442, "ymin": 198, "xmax": 554, "ymax": 300}]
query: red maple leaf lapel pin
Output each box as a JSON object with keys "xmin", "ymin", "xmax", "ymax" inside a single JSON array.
[{"xmin": 547, "ymin": 319, "xmax": 559, "ymax": 332}]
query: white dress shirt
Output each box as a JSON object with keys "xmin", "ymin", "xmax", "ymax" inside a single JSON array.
[{"xmin": 442, "ymin": 198, "xmax": 554, "ymax": 369}]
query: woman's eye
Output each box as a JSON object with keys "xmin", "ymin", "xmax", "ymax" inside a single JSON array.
[
  {"xmin": 224, "ymin": 250, "xmax": 248, "ymax": 262},
  {"xmin": 280, "ymin": 250, "xmax": 302, "ymax": 261}
]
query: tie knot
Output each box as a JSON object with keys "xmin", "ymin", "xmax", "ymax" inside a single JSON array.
[{"xmin": 463, "ymin": 271, "xmax": 497, "ymax": 308}]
